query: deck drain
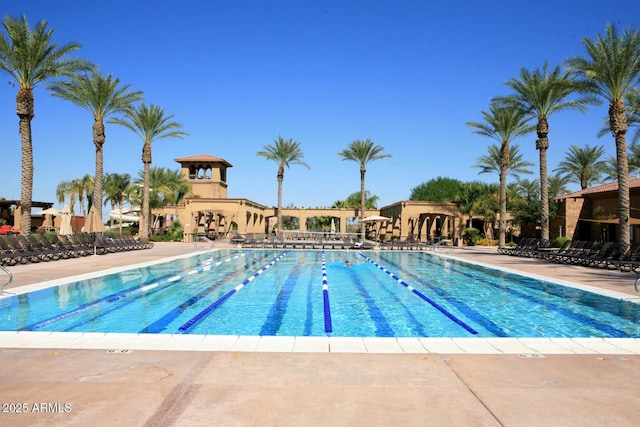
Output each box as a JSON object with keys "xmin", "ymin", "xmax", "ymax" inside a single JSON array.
[
  {"xmin": 107, "ymin": 349, "xmax": 135, "ymax": 353},
  {"xmin": 518, "ymin": 353, "xmax": 544, "ymax": 358}
]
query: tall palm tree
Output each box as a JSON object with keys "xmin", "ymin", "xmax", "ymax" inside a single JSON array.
[
  {"xmin": 553, "ymin": 144, "xmax": 606, "ymax": 189},
  {"xmin": 110, "ymin": 103, "xmax": 187, "ymax": 242},
  {"xmin": 467, "ymin": 101, "xmax": 535, "ymax": 248},
  {"xmin": 70, "ymin": 174, "xmax": 94, "ymax": 217},
  {"xmin": 257, "ymin": 136, "xmax": 310, "ymax": 230},
  {"xmin": 473, "ymin": 144, "xmax": 534, "ymax": 179},
  {"xmin": 500, "ymin": 63, "xmax": 597, "ymax": 240},
  {"xmin": 0, "ymin": 15, "xmax": 91, "ymax": 235},
  {"xmin": 103, "ymin": 172, "xmax": 131, "ymax": 234},
  {"xmin": 338, "ymin": 139, "xmax": 391, "ymax": 238},
  {"xmin": 568, "ymin": 23, "xmax": 640, "ymax": 244},
  {"xmin": 48, "ymin": 71, "xmax": 143, "ymax": 220}
]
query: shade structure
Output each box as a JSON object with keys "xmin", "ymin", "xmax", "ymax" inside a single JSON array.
[
  {"xmin": 361, "ymin": 215, "xmax": 391, "ymax": 223},
  {"xmin": 59, "ymin": 205, "xmax": 73, "ymax": 236},
  {"xmin": 85, "ymin": 205, "xmax": 106, "ymax": 234}
]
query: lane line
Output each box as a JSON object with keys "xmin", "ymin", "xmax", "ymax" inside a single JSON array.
[{"xmin": 358, "ymin": 252, "xmax": 478, "ymax": 335}]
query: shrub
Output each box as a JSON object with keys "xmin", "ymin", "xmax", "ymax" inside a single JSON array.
[
  {"xmin": 476, "ymin": 238, "xmax": 498, "ymax": 246},
  {"xmin": 555, "ymin": 236, "xmax": 571, "ymax": 248},
  {"xmin": 462, "ymin": 227, "xmax": 481, "ymax": 245}
]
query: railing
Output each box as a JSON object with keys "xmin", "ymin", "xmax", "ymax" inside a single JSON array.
[
  {"xmin": 432, "ymin": 239, "xmax": 453, "ymax": 253},
  {"xmin": 635, "ymin": 277, "xmax": 640, "ymax": 294},
  {"xmin": 0, "ymin": 264, "xmax": 12, "ymax": 295},
  {"xmin": 194, "ymin": 234, "xmax": 215, "ymax": 251}
]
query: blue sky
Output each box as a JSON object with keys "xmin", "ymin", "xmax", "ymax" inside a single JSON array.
[{"xmin": 1, "ymin": 1, "xmax": 639, "ymax": 215}]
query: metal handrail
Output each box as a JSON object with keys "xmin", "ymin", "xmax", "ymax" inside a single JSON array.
[
  {"xmin": 0, "ymin": 264, "xmax": 12, "ymax": 295},
  {"xmin": 194, "ymin": 234, "xmax": 215, "ymax": 251},
  {"xmin": 635, "ymin": 277, "xmax": 640, "ymax": 294},
  {"xmin": 432, "ymin": 239, "xmax": 453, "ymax": 253}
]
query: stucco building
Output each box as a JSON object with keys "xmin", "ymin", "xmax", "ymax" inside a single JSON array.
[{"xmin": 160, "ymin": 154, "xmax": 470, "ymax": 243}]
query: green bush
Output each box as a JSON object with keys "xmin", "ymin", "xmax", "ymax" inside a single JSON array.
[
  {"xmin": 167, "ymin": 221, "xmax": 184, "ymax": 241},
  {"xmin": 555, "ymin": 236, "xmax": 571, "ymax": 248},
  {"xmin": 462, "ymin": 227, "xmax": 481, "ymax": 245}
]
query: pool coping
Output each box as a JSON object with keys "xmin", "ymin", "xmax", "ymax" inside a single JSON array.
[{"xmin": 1, "ymin": 247, "xmax": 639, "ymax": 355}]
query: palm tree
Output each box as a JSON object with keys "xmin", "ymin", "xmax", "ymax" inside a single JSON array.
[
  {"xmin": 500, "ymin": 63, "xmax": 597, "ymax": 240},
  {"xmin": 344, "ymin": 191, "xmax": 379, "ymax": 209},
  {"xmin": 103, "ymin": 172, "xmax": 131, "ymax": 234},
  {"xmin": 110, "ymin": 103, "xmax": 187, "ymax": 242},
  {"xmin": 548, "ymin": 173, "xmax": 571, "ymax": 198},
  {"xmin": 70, "ymin": 174, "xmax": 94, "ymax": 217},
  {"xmin": 55, "ymin": 180, "xmax": 75, "ymax": 210},
  {"xmin": 473, "ymin": 144, "xmax": 534, "ymax": 179},
  {"xmin": 0, "ymin": 15, "xmax": 91, "ymax": 234},
  {"xmin": 455, "ymin": 181, "xmax": 491, "ymax": 229},
  {"xmin": 568, "ymin": 23, "xmax": 640, "ymax": 244},
  {"xmin": 257, "ymin": 136, "xmax": 310, "ymax": 230},
  {"xmin": 467, "ymin": 101, "xmax": 535, "ymax": 248},
  {"xmin": 554, "ymin": 144, "xmax": 606, "ymax": 189},
  {"xmin": 48, "ymin": 71, "xmax": 143, "ymax": 220},
  {"xmin": 136, "ymin": 167, "xmax": 192, "ymax": 228},
  {"xmin": 338, "ymin": 139, "xmax": 391, "ymax": 238},
  {"xmin": 602, "ymin": 143, "xmax": 640, "ymax": 180}
]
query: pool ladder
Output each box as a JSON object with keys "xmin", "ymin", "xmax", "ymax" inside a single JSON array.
[
  {"xmin": 635, "ymin": 277, "xmax": 640, "ymax": 294},
  {"xmin": 0, "ymin": 264, "xmax": 12, "ymax": 295}
]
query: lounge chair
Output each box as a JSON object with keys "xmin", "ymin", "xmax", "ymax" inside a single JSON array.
[
  {"xmin": 230, "ymin": 231, "xmax": 245, "ymax": 245},
  {"xmin": 0, "ymin": 236, "xmax": 25, "ymax": 265}
]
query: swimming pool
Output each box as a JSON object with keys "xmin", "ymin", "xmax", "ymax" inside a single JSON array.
[{"xmin": 0, "ymin": 249, "xmax": 638, "ymax": 338}]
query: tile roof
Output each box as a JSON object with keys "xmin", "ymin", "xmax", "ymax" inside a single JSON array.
[
  {"xmin": 555, "ymin": 177, "xmax": 640, "ymax": 199},
  {"xmin": 174, "ymin": 154, "xmax": 233, "ymax": 167}
]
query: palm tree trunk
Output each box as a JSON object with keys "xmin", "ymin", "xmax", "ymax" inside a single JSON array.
[
  {"xmin": 611, "ymin": 100, "xmax": 631, "ymax": 244},
  {"xmin": 537, "ymin": 118, "xmax": 550, "ymax": 241},
  {"xmin": 360, "ymin": 166, "xmax": 366, "ymax": 239},
  {"xmin": 17, "ymin": 87, "xmax": 34, "ymax": 236},
  {"xmin": 498, "ymin": 143, "xmax": 509, "ymax": 248},
  {"xmin": 140, "ymin": 141, "xmax": 152, "ymax": 242},
  {"xmin": 277, "ymin": 165, "xmax": 284, "ymax": 230},
  {"xmin": 93, "ymin": 119, "xmax": 105, "ymax": 221}
]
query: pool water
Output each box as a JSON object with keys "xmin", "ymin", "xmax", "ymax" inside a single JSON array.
[{"xmin": 0, "ymin": 249, "xmax": 638, "ymax": 338}]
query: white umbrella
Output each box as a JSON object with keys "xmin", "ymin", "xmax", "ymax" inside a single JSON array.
[
  {"xmin": 59, "ymin": 205, "xmax": 73, "ymax": 236},
  {"xmin": 40, "ymin": 207, "xmax": 62, "ymax": 216},
  {"xmin": 39, "ymin": 207, "xmax": 61, "ymax": 229},
  {"xmin": 330, "ymin": 218, "xmax": 336, "ymax": 233}
]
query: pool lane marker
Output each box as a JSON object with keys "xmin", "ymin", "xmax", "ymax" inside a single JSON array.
[
  {"xmin": 357, "ymin": 252, "xmax": 478, "ymax": 335},
  {"xmin": 22, "ymin": 253, "xmax": 247, "ymax": 331},
  {"xmin": 321, "ymin": 251, "xmax": 333, "ymax": 333},
  {"xmin": 177, "ymin": 251, "xmax": 289, "ymax": 333}
]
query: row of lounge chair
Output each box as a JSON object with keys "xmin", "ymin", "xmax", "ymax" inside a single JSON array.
[
  {"xmin": 0, "ymin": 233, "xmax": 153, "ymax": 266},
  {"xmin": 240, "ymin": 233, "xmax": 373, "ymax": 250},
  {"xmin": 498, "ymin": 237, "xmax": 640, "ymax": 273}
]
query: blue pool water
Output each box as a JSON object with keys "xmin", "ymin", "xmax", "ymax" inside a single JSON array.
[{"xmin": 0, "ymin": 249, "xmax": 638, "ymax": 338}]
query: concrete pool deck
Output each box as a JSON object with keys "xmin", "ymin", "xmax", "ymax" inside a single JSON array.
[{"xmin": 1, "ymin": 242, "xmax": 639, "ymax": 425}]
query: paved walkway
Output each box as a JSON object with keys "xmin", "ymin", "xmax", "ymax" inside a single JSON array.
[{"xmin": 1, "ymin": 242, "xmax": 639, "ymax": 426}]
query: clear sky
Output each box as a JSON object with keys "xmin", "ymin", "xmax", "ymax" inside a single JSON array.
[{"xmin": 1, "ymin": 1, "xmax": 639, "ymax": 216}]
